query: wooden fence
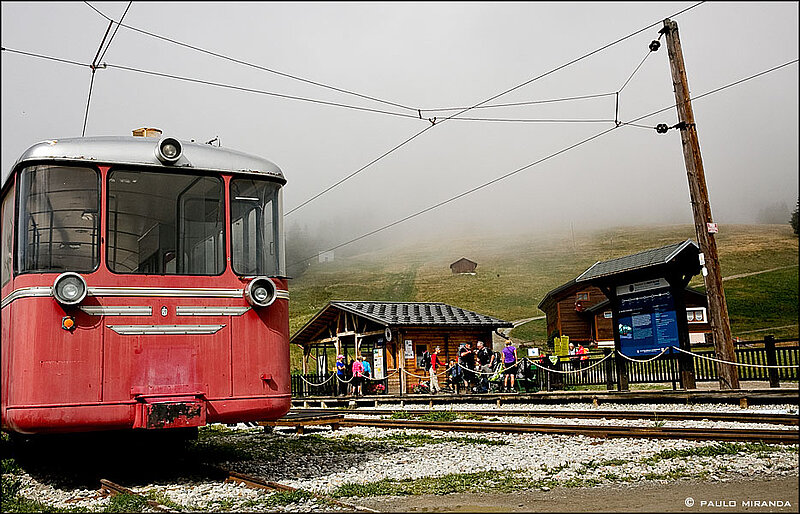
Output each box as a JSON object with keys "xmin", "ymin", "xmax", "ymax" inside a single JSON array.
[{"xmin": 291, "ymin": 337, "xmax": 798, "ymax": 396}]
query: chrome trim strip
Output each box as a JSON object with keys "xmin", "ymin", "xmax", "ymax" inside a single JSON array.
[
  {"xmin": 1, "ymin": 287, "xmax": 52, "ymax": 309},
  {"xmin": 107, "ymin": 324, "xmax": 226, "ymax": 335},
  {"xmin": 80, "ymin": 306, "xmax": 153, "ymax": 316},
  {"xmin": 2, "ymin": 286, "xmax": 288, "ymax": 308},
  {"xmin": 176, "ymin": 306, "xmax": 251, "ymax": 316},
  {"xmin": 89, "ymin": 287, "xmax": 243, "ymax": 298}
]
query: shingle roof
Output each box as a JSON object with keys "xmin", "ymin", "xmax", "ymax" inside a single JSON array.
[
  {"xmin": 331, "ymin": 301, "xmax": 511, "ymax": 327},
  {"xmin": 576, "ymin": 240, "xmax": 698, "ymax": 283}
]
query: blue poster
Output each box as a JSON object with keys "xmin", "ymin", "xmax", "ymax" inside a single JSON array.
[{"xmin": 617, "ymin": 287, "xmax": 679, "ymax": 357}]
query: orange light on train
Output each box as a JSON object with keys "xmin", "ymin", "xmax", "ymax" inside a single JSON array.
[{"xmin": 61, "ymin": 316, "xmax": 76, "ymax": 330}]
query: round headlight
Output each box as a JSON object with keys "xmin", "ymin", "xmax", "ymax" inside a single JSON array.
[
  {"xmin": 244, "ymin": 277, "xmax": 277, "ymax": 308},
  {"xmin": 53, "ymin": 272, "xmax": 88, "ymax": 306},
  {"xmin": 155, "ymin": 137, "xmax": 182, "ymax": 164}
]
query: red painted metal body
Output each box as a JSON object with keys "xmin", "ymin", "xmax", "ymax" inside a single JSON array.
[{"xmin": 1, "ymin": 137, "xmax": 291, "ymax": 434}]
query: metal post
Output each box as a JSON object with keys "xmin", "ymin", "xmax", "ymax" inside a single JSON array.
[
  {"xmin": 604, "ymin": 348, "xmax": 615, "ymax": 391},
  {"xmin": 662, "ymin": 19, "xmax": 739, "ymax": 389},
  {"xmin": 764, "ymin": 335, "xmax": 780, "ymax": 388}
]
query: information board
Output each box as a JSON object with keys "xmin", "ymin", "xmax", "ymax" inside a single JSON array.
[{"xmin": 617, "ymin": 281, "xmax": 680, "ymax": 357}]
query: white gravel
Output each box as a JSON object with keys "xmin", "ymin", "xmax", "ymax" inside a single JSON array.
[{"xmin": 5, "ymin": 402, "xmax": 798, "ymax": 512}]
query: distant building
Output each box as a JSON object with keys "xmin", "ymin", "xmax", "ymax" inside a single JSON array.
[
  {"xmin": 450, "ymin": 257, "xmax": 477, "ymax": 274},
  {"xmin": 318, "ymin": 250, "xmax": 334, "ymax": 263}
]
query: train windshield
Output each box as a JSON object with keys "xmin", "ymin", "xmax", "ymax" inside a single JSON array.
[
  {"xmin": 230, "ymin": 178, "xmax": 284, "ymax": 277},
  {"xmin": 17, "ymin": 165, "xmax": 100, "ymax": 274},
  {"xmin": 107, "ymin": 169, "xmax": 225, "ymax": 275}
]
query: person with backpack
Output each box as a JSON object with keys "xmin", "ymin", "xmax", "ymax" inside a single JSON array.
[
  {"xmin": 501, "ymin": 340, "xmax": 519, "ymax": 393},
  {"xmin": 445, "ymin": 359, "xmax": 463, "ymax": 393},
  {"xmin": 475, "ymin": 341, "xmax": 494, "ymax": 393},
  {"xmin": 427, "ymin": 346, "xmax": 445, "ymax": 394}
]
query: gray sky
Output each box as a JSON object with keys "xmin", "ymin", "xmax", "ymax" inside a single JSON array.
[{"xmin": 2, "ymin": 2, "xmax": 798, "ymax": 253}]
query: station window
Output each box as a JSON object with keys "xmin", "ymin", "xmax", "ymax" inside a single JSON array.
[
  {"xmin": 17, "ymin": 166, "xmax": 99, "ymax": 274},
  {"xmin": 687, "ymin": 307, "xmax": 707, "ymax": 323}
]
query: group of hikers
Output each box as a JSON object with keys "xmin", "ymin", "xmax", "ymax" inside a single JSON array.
[
  {"xmin": 332, "ymin": 339, "xmax": 592, "ymax": 396},
  {"xmin": 335, "ymin": 354, "xmax": 372, "ymax": 396},
  {"xmin": 424, "ymin": 339, "xmax": 523, "ymax": 394}
]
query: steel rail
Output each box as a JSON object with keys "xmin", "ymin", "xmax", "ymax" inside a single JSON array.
[
  {"xmin": 294, "ymin": 408, "xmax": 798, "ymax": 426},
  {"xmin": 223, "ymin": 469, "xmax": 378, "ymax": 512},
  {"xmin": 337, "ymin": 417, "xmax": 799, "ymax": 444},
  {"xmin": 99, "ymin": 479, "xmax": 175, "ymax": 512}
]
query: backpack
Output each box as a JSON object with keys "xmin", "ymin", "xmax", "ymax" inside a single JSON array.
[{"xmin": 422, "ymin": 351, "xmax": 432, "ymax": 371}]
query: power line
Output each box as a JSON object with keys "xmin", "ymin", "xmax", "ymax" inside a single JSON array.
[
  {"xmin": 287, "ymin": 58, "xmax": 798, "ymax": 268},
  {"xmin": 283, "ymin": 2, "xmax": 707, "ymax": 215},
  {"xmin": 421, "ymin": 92, "xmax": 618, "ymax": 113},
  {"xmin": 83, "ymin": 1, "xmax": 419, "ymax": 113},
  {"xmin": 82, "ymin": 1, "xmax": 133, "ymax": 137},
  {"xmin": 0, "ymin": 47, "xmax": 421, "ymax": 120}
]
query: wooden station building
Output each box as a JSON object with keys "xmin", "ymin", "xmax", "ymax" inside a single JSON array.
[
  {"xmin": 539, "ymin": 242, "xmax": 712, "ymax": 349},
  {"xmin": 290, "ymin": 301, "xmax": 512, "ymax": 394}
]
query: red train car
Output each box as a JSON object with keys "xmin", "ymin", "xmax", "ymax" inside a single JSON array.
[{"xmin": 1, "ymin": 132, "xmax": 291, "ymax": 434}]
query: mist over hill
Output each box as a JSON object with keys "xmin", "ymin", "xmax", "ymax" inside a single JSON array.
[{"xmin": 287, "ymin": 223, "xmax": 798, "ymax": 358}]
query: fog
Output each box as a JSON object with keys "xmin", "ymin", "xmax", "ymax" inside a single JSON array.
[{"xmin": 2, "ymin": 2, "xmax": 798, "ymax": 260}]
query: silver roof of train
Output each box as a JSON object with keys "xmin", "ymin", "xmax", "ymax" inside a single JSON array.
[{"xmin": 2, "ymin": 136, "xmax": 285, "ymax": 189}]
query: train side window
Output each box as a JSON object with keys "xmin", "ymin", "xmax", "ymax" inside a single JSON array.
[
  {"xmin": 107, "ymin": 170, "xmax": 224, "ymax": 275},
  {"xmin": 2, "ymin": 182, "xmax": 15, "ymax": 287},
  {"xmin": 230, "ymin": 178, "xmax": 285, "ymax": 277},
  {"xmin": 17, "ymin": 166, "xmax": 99, "ymax": 274}
]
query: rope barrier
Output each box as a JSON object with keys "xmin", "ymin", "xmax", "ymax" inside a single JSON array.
[
  {"xmin": 527, "ymin": 351, "xmax": 616, "ymax": 375},
  {"xmin": 616, "ymin": 347, "xmax": 671, "ymax": 363},
  {"xmin": 298, "ymin": 373, "xmax": 337, "ymax": 387},
  {"xmin": 672, "ymin": 346, "xmax": 798, "ymax": 369}
]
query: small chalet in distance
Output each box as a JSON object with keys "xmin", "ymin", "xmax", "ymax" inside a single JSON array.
[{"xmin": 450, "ymin": 257, "xmax": 477, "ymax": 275}]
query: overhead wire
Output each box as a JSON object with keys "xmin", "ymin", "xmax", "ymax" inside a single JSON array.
[
  {"xmin": 82, "ymin": 1, "xmax": 132, "ymax": 136},
  {"xmin": 286, "ymin": 57, "xmax": 798, "ymax": 269},
  {"xmin": 283, "ymin": 1, "xmax": 706, "ymax": 215},
  {"xmin": 82, "ymin": 1, "xmax": 419, "ymax": 113}
]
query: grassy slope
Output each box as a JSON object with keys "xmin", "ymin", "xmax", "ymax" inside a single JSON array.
[{"xmin": 287, "ymin": 224, "xmax": 798, "ymax": 371}]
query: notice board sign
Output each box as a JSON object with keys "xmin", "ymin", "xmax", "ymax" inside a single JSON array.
[{"xmin": 616, "ymin": 278, "xmax": 680, "ymax": 357}]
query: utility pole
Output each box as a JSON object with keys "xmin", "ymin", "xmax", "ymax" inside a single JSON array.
[{"xmin": 662, "ymin": 18, "xmax": 740, "ymax": 389}]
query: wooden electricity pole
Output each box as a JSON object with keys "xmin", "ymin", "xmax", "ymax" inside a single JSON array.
[{"xmin": 662, "ymin": 18, "xmax": 740, "ymax": 389}]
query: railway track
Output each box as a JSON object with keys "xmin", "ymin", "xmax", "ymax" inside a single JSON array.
[
  {"xmin": 294, "ymin": 407, "xmax": 799, "ymax": 425},
  {"xmin": 99, "ymin": 466, "xmax": 378, "ymax": 513},
  {"xmin": 337, "ymin": 417, "xmax": 799, "ymax": 444}
]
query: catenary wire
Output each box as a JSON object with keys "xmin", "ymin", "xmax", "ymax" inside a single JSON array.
[
  {"xmin": 82, "ymin": 1, "xmax": 133, "ymax": 136},
  {"xmin": 286, "ymin": 58, "xmax": 798, "ymax": 268},
  {"xmin": 283, "ymin": 2, "xmax": 706, "ymax": 215},
  {"xmin": 83, "ymin": 1, "xmax": 419, "ymax": 113}
]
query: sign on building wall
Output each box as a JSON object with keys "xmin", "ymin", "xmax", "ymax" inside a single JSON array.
[
  {"xmin": 404, "ymin": 340, "xmax": 414, "ymax": 359},
  {"xmin": 373, "ymin": 348, "xmax": 384, "ymax": 379},
  {"xmin": 616, "ymin": 279, "xmax": 680, "ymax": 357}
]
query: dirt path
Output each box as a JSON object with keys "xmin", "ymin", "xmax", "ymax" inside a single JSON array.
[
  {"xmin": 722, "ymin": 265, "xmax": 798, "ymax": 281},
  {"xmin": 357, "ymin": 476, "xmax": 798, "ymax": 512}
]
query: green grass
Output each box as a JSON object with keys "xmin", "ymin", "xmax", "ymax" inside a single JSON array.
[
  {"xmin": 288, "ymin": 224, "xmax": 798, "ymax": 371},
  {"xmin": 641, "ymin": 442, "xmax": 788, "ymax": 465}
]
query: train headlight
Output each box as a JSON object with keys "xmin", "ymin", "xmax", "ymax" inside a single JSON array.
[
  {"xmin": 155, "ymin": 137, "xmax": 182, "ymax": 164},
  {"xmin": 52, "ymin": 272, "xmax": 88, "ymax": 306},
  {"xmin": 244, "ymin": 277, "xmax": 277, "ymax": 308}
]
